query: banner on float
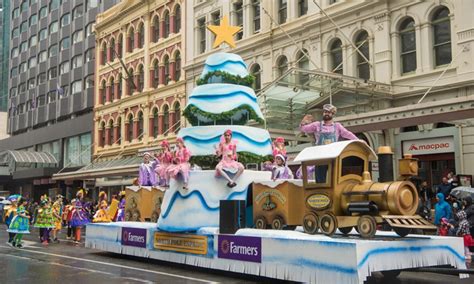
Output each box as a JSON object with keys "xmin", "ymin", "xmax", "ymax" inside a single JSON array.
[
  {"xmin": 121, "ymin": 227, "xmax": 147, "ymax": 248},
  {"xmin": 153, "ymin": 232, "xmax": 208, "ymax": 255},
  {"xmin": 217, "ymin": 235, "xmax": 262, "ymax": 263}
]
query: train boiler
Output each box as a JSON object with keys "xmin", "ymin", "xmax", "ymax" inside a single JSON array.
[{"xmin": 252, "ymin": 140, "xmax": 435, "ymax": 238}]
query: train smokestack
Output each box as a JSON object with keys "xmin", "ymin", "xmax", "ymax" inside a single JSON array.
[{"xmin": 377, "ymin": 146, "xmax": 394, "ymax": 182}]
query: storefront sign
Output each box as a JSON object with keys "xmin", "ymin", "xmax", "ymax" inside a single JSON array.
[
  {"xmin": 154, "ymin": 232, "xmax": 208, "ymax": 255},
  {"xmin": 403, "ymin": 136, "xmax": 454, "ymax": 155},
  {"xmin": 218, "ymin": 235, "xmax": 261, "ymax": 263},
  {"xmin": 121, "ymin": 227, "xmax": 147, "ymax": 248}
]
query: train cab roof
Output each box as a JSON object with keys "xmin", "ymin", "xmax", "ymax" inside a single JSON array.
[{"xmin": 293, "ymin": 140, "xmax": 377, "ymax": 163}]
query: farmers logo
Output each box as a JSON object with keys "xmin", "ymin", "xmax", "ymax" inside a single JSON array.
[
  {"xmin": 408, "ymin": 144, "xmax": 418, "ymax": 151},
  {"xmin": 121, "ymin": 227, "xmax": 147, "ymax": 248},
  {"xmin": 220, "ymin": 239, "xmax": 230, "ymax": 254},
  {"xmin": 218, "ymin": 235, "xmax": 261, "ymax": 263}
]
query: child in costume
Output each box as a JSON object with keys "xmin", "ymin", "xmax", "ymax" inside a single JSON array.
[
  {"xmin": 71, "ymin": 190, "xmax": 90, "ymax": 244},
  {"xmin": 138, "ymin": 152, "xmax": 160, "ymax": 186},
  {"xmin": 93, "ymin": 200, "xmax": 112, "ymax": 223},
  {"xmin": 7, "ymin": 197, "xmax": 30, "ymax": 248},
  {"xmin": 4, "ymin": 196, "xmax": 18, "ymax": 246},
  {"xmin": 34, "ymin": 198, "xmax": 55, "ymax": 245},
  {"xmin": 215, "ymin": 129, "xmax": 245, "ymax": 188},
  {"xmin": 167, "ymin": 137, "xmax": 191, "ymax": 190},
  {"xmin": 156, "ymin": 140, "xmax": 173, "ymax": 187},
  {"xmin": 51, "ymin": 197, "xmax": 63, "ymax": 243},
  {"xmin": 65, "ymin": 199, "xmax": 76, "ymax": 240},
  {"xmin": 115, "ymin": 191, "xmax": 126, "ymax": 221},
  {"xmin": 264, "ymin": 137, "xmax": 288, "ymax": 171},
  {"xmin": 271, "ymin": 154, "xmax": 294, "ymax": 181}
]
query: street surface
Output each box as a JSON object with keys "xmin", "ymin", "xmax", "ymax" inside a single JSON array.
[{"xmin": 0, "ymin": 227, "xmax": 472, "ymax": 284}]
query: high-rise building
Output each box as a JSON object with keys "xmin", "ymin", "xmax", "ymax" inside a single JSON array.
[
  {"xmin": 0, "ymin": 0, "xmax": 118, "ymax": 200},
  {"xmin": 0, "ymin": 0, "xmax": 10, "ymax": 112}
]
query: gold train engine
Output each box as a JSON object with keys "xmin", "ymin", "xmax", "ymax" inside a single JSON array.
[{"xmin": 252, "ymin": 140, "xmax": 435, "ymax": 238}]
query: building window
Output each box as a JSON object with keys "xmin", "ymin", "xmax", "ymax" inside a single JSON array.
[
  {"xmin": 250, "ymin": 64, "xmax": 261, "ymax": 91},
  {"xmin": 29, "ymin": 35, "xmax": 38, "ymax": 47},
  {"xmin": 58, "ymin": 85, "xmax": 68, "ymax": 97},
  {"xmin": 127, "ymin": 68, "xmax": 134, "ymax": 95},
  {"xmin": 297, "ymin": 50, "xmax": 310, "ymax": 84},
  {"xmin": 49, "ymin": 44, "xmax": 58, "ymax": 57},
  {"xmin": 85, "ymin": 23, "xmax": 94, "ymax": 37},
  {"xmin": 101, "ymin": 43, "xmax": 107, "ymax": 65},
  {"xmin": 175, "ymin": 5, "xmax": 181, "ymax": 33},
  {"xmin": 59, "ymin": 61, "xmax": 70, "ymax": 75},
  {"xmin": 277, "ymin": 56, "xmax": 288, "ymax": 77},
  {"xmin": 330, "ymin": 39, "xmax": 343, "ymax": 74},
  {"xmin": 39, "ymin": 28, "xmax": 48, "ymax": 40},
  {"xmin": 61, "ymin": 13, "xmax": 70, "ymax": 27},
  {"xmin": 29, "ymin": 14, "xmax": 38, "ymax": 26},
  {"xmin": 298, "ymin": 0, "xmax": 308, "ymax": 17},
  {"xmin": 278, "ymin": 0, "xmax": 287, "ymax": 24},
  {"xmin": 72, "ymin": 30, "xmax": 83, "ymax": 44},
  {"xmin": 50, "ymin": 0, "xmax": 60, "ymax": 11},
  {"xmin": 117, "ymin": 35, "xmax": 123, "ymax": 58},
  {"xmin": 12, "ymin": 8, "xmax": 20, "ymax": 19},
  {"xmin": 432, "ymin": 7, "xmax": 452, "ymax": 66},
  {"xmin": 10, "ymin": 88, "xmax": 17, "ymax": 98},
  {"xmin": 28, "ymin": 78, "xmax": 36, "ymax": 90},
  {"xmin": 85, "ymin": 48, "xmax": 95, "ymax": 63},
  {"xmin": 329, "ymin": 0, "xmax": 338, "ymax": 4},
  {"xmin": 12, "ymin": 28, "xmax": 20, "ymax": 39},
  {"xmin": 60, "ymin": 37, "xmax": 70, "ymax": 51},
  {"xmin": 152, "ymin": 60, "xmax": 159, "ymax": 88},
  {"xmin": 234, "ymin": 1, "xmax": 243, "ymax": 40},
  {"xmin": 355, "ymin": 31, "xmax": 370, "ymax": 80},
  {"xmin": 19, "ymin": 83, "xmax": 27, "ymax": 93},
  {"xmin": 163, "ymin": 105, "xmax": 169, "ymax": 134},
  {"xmin": 48, "ymin": 67, "xmax": 57, "ymax": 79},
  {"xmin": 11, "ymin": 48, "xmax": 19, "ymax": 58},
  {"xmin": 21, "ymin": 1, "xmax": 28, "ymax": 12},
  {"xmin": 28, "ymin": 57, "xmax": 37, "ymax": 68},
  {"xmin": 73, "ymin": 5, "xmax": 84, "ymax": 19},
  {"xmin": 173, "ymin": 103, "xmax": 181, "ymax": 132},
  {"xmin": 38, "ymin": 51, "xmax": 47, "ymax": 63},
  {"xmin": 108, "ymin": 120, "xmax": 114, "ymax": 145},
  {"xmin": 47, "ymin": 91, "xmax": 57, "ymax": 103},
  {"xmin": 21, "ymin": 21, "xmax": 28, "ymax": 33},
  {"xmin": 110, "ymin": 38, "xmax": 115, "ymax": 61},
  {"xmin": 117, "ymin": 74, "xmax": 122, "ymax": 99},
  {"xmin": 164, "ymin": 56, "xmax": 170, "ymax": 85},
  {"xmin": 152, "ymin": 16, "xmax": 160, "ymax": 42},
  {"xmin": 252, "ymin": 0, "xmax": 261, "ymax": 33},
  {"xmin": 20, "ymin": 62, "xmax": 27, "ymax": 73},
  {"xmin": 137, "ymin": 24, "xmax": 144, "ymax": 48},
  {"xmin": 86, "ymin": 0, "xmax": 98, "ymax": 10},
  {"xmin": 110, "ymin": 77, "xmax": 115, "ymax": 99},
  {"xmin": 37, "ymin": 72, "xmax": 46, "ymax": 84},
  {"xmin": 211, "ymin": 11, "xmax": 221, "ymax": 43},
  {"xmin": 100, "ymin": 122, "xmax": 106, "ymax": 147},
  {"xmin": 71, "ymin": 80, "xmax": 82, "ymax": 94},
  {"xmin": 175, "ymin": 52, "xmax": 181, "ymax": 81},
  {"xmin": 164, "ymin": 11, "xmax": 170, "ymax": 38},
  {"xmin": 49, "ymin": 21, "xmax": 59, "ymax": 34},
  {"xmin": 197, "ymin": 18, "xmax": 206, "ymax": 54},
  {"xmin": 72, "ymin": 55, "xmax": 83, "ymax": 68},
  {"xmin": 37, "ymin": 94, "xmax": 46, "ymax": 106},
  {"xmin": 128, "ymin": 28, "xmax": 135, "ymax": 52},
  {"xmin": 64, "ymin": 133, "xmax": 92, "ymax": 167},
  {"xmin": 137, "ymin": 112, "xmax": 144, "ymax": 141},
  {"xmin": 39, "ymin": 6, "xmax": 47, "ymax": 18},
  {"xmin": 399, "ymin": 18, "xmax": 416, "ymax": 74},
  {"xmin": 85, "ymin": 75, "xmax": 94, "ymax": 89},
  {"xmin": 127, "ymin": 115, "xmax": 133, "ymax": 142},
  {"xmin": 138, "ymin": 65, "xmax": 144, "ymax": 91},
  {"xmin": 152, "ymin": 108, "xmax": 159, "ymax": 137}
]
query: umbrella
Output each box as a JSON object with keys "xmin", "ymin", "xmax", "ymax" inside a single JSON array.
[
  {"xmin": 7, "ymin": 194, "xmax": 21, "ymax": 201},
  {"xmin": 450, "ymin": 186, "xmax": 474, "ymax": 200}
]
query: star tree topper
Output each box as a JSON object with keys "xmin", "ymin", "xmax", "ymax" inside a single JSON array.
[{"xmin": 207, "ymin": 16, "xmax": 241, "ymax": 49}]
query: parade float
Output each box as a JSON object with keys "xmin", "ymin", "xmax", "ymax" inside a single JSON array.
[{"xmin": 86, "ymin": 17, "xmax": 468, "ymax": 284}]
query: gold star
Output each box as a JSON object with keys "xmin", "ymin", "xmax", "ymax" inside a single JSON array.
[{"xmin": 207, "ymin": 16, "xmax": 241, "ymax": 49}]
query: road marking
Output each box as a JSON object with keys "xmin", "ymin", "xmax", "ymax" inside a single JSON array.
[{"xmin": 0, "ymin": 245, "xmax": 219, "ymax": 283}]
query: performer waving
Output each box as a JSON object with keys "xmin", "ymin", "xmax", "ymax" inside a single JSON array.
[
  {"xmin": 138, "ymin": 152, "xmax": 159, "ymax": 186},
  {"xmin": 215, "ymin": 129, "xmax": 245, "ymax": 188},
  {"xmin": 167, "ymin": 138, "xmax": 191, "ymax": 190},
  {"xmin": 156, "ymin": 140, "xmax": 173, "ymax": 187}
]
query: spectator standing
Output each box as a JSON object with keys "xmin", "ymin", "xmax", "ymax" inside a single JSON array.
[
  {"xmin": 435, "ymin": 193, "xmax": 453, "ymax": 228},
  {"xmin": 419, "ymin": 181, "xmax": 434, "ymax": 209},
  {"xmin": 437, "ymin": 177, "xmax": 453, "ymax": 197}
]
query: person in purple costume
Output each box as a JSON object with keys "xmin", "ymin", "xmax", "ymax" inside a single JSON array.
[
  {"xmin": 70, "ymin": 190, "xmax": 89, "ymax": 244},
  {"xmin": 271, "ymin": 154, "xmax": 294, "ymax": 181},
  {"xmin": 138, "ymin": 152, "xmax": 160, "ymax": 186},
  {"xmin": 116, "ymin": 190, "xmax": 126, "ymax": 222}
]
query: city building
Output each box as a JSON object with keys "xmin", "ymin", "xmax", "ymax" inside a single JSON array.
[
  {"xmin": 185, "ymin": 0, "xmax": 474, "ymax": 186},
  {"xmin": 52, "ymin": 0, "xmax": 185, "ymax": 195},
  {"xmin": 0, "ymin": 0, "xmax": 10, "ymax": 111},
  {"xmin": 0, "ymin": 0, "xmax": 118, "ymax": 200}
]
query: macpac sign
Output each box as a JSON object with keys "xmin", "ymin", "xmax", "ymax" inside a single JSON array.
[
  {"xmin": 121, "ymin": 227, "xmax": 147, "ymax": 248},
  {"xmin": 403, "ymin": 136, "xmax": 454, "ymax": 155},
  {"xmin": 218, "ymin": 235, "xmax": 261, "ymax": 263}
]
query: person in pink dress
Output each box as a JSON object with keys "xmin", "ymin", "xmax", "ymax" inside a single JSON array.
[
  {"xmin": 156, "ymin": 140, "xmax": 173, "ymax": 187},
  {"xmin": 215, "ymin": 129, "xmax": 245, "ymax": 188},
  {"xmin": 167, "ymin": 138, "xmax": 192, "ymax": 190},
  {"xmin": 272, "ymin": 137, "xmax": 287, "ymax": 158}
]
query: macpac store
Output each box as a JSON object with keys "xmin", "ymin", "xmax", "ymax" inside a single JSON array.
[{"xmin": 395, "ymin": 127, "xmax": 461, "ymax": 188}]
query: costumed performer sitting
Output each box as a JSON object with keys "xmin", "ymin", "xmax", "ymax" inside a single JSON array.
[
  {"xmin": 215, "ymin": 129, "xmax": 245, "ymax": 188},
  {"xmin": 7, "ymin": 197, "xmax": 30, "ymax": 248},
  {"xmin": 115, "ymin": 190, "xmax": 126, "ymax": 222},
  {"xmin": 71, "ymin": 189, "xmax": 90, "ymax": 244},
  {"xmin": 138, "ymin": 152, "xmax": 160, "ymax": 187},
  {"xmin": 156, "ymin": 140, "xmax": 173, "ymax": 187},
  {"xmin": 272, "ymin": 154, "xmax": 294, "ymax": 181},
  {"xmin": 167, "ymin": 137, "xmax": 191, "ymax": 190},
  {"xmin": 263, "ymin": 137, "xmax": 288, "ymax": 171},
  {"xmin": 93, "ymin": 200, "xmax": 112, "ymax": 223}
]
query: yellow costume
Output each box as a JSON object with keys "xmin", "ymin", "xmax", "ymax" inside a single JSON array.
[
  {"xmin": 93, "ymin": 201, "xmax": 111, "ymax": 223},
  {"xmin": 52, "ymin": 201, "xmax": 62, "ymax": 230}
]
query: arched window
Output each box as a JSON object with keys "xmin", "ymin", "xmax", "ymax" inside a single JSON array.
[
  {"xmin": 251, "ymin": 64, "xmax": 261, "ymax": 91},
  {"xmin": 110, "ymin": 77, "xmax": 115, "ymax": 100},
  {"xmin": 152, "ymin": 108, "xmax": 159, "ymax": 137},
  {"xmin": 164, "ymin": 55, "xmax": 170, "ymax": 85},
  {"xmin": 164, "ymin": 11, "xmax": 170, "ymax": 38},
  {"xmin": 152, "ymin": 16, "xmax": 160, "ymax": 42},
  {"xmin": 137, "ymin": 111, "xmax": 144, "ymax": 141},
  {"xmin": 355, "ymin": 31, "xmax": 370, "ymax": 80},
  {"xmin": 330, "ymin": 39, "xmax": 343, "ymax": 74},
  {"xmin": 108, "ymin": 120, "xmax": 114, "ymax": 145},
  {"xmin": 100, "ymin": 121, "xmax": 106, "ymax": 147},
  {"xmin": 101, "ymin": 80, "xmax": 107, "ymax": 104},
  {"xmin": 101, "ymin": 43, "xmax": 107, "ymax": 65},
  {"xmin": 297, "ymin": 50, "xmax": 310, "ymax": 84},
  {"xmin": 110, "ymin": 38, "xmax": 115, "ymax": 61},
  {"xmin": 173, "ymin": 102, "xmax": 181, "ymax": 132},
  {"xmin": 128, "ymin": 27, "xmax": 135, "ymax": 52},
  {"xmin": 117, "ymin": 73, "xmax": 122, "ymax": 99},
  {"xmin": 276, "ymin": 56, "xmax": 288, "ymax": 78},
  {"xmin": 127, "ymin": 114, "xmax": 133, "ymax": 142},
  {"xmin": 399, "ymin": 18, "xmax": 416, "ymax": 74},
  {"xmin": 138, "ymin": 65, "xmax": 144, "ymax": 92},
  {"xmin": 116, "ymin": 117, "xmax": 122, "ymax": 143},
  {"xmin": 117, "ymin": 34, "xmax": 123, "ymax": 58},
  {"xmin": 174, "ymin": 52, "xmax": 181, "ymax": 81},
  {"xmin": 138, "ymin": 23, "xmax": 144, "ymax": 48},
  {"xmin": 163, "ymin": 105, "xmax": 169, "ymax": 135},
  {"xmin": 152, "ymin": 60, "xmax": 160, "ymax": 88},
  {"xmin": 174, "ymin": 5, "xmax": 181, "ymax": 33},
  {"xmin": 432, "ymin": 7, "xmax": 451, "ymax": 66},
  {"xmin": 127, "ymin": 68, "xmax": 134, "ymax": 95}
]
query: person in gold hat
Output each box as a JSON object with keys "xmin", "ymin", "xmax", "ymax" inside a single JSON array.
[{"xmin": 93, "ymin": 200, "xmax": 112, "ymax": 223}]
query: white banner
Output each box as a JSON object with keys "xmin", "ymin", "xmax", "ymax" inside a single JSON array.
[{"xmin": 402, "ymin": 136, "xmax": 454, "ymax": 155}]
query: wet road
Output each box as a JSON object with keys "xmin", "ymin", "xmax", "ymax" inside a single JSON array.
[{"xmin": 0, "ymin": 227, "xmax": 472, "ymax": 283}]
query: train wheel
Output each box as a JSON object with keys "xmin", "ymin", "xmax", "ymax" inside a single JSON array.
[
  {"xmin": 357, "ymin": 215, "xmax": 377, "ymax": 238},
  {"xmin": 303, "ymin": 213, "xmax": 319, "ymax": 234},
  {"xmin": 339, "ymin": 227, "xmax": 353, "ymax": 235},
  {"xmin": 254, "ymin": 216, "xmax": 267, "ymax": 229},
  {"xmin": 393, "ymin": 227, "xmax": 411, "ymax": 237},
  {"xmin": 271, "ymin": 216, "xmax": 284, "ymax": 230},
  {"xmin": 319, "ymin": 213, "xmax": 338, "ymax": 236}
]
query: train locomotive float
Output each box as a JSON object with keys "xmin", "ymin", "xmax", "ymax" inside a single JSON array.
[{"xmin": 252, "ymin": 140, "xmax": 435, "ymax": 238}]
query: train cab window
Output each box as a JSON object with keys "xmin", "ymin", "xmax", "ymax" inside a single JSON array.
[
  {"xmin": 303, "ymin": 161, "xmax": 332, "ymax": 188},
  {"xmin": 341, "ymin": 156, "xmax": 364, "ymax": 177}
]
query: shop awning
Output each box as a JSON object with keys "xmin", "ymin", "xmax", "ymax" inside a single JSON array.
[
  {"xmin": 52, "ymin": 156, "xmax": 142, "ymax": 180},
  {"xmin": 0, "ymin": 150, "xmax": 58, "ymax": 172}
]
